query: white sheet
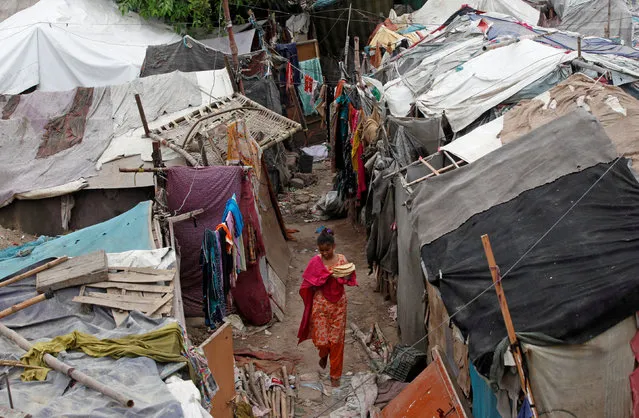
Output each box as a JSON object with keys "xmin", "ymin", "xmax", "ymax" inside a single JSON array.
[
  {"xmin": 416, "ymin": 40, "xmax": 576, "ymax": 132},
  {"xmin": 0, "ymin": 0, "xmax": 180, "ymax": 94},
  {"xmin": 399, "ymin": 0, "xmax": 540, "ymax": 29},
  {"xmin": 441, "ymin": 116, "xmax": 504, "ymax": 162}
]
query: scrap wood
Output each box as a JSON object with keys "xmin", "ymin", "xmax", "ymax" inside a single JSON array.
[
  {"xmin": 36, "ymin": 251, "xmax": 108, "ymax": 292},
  {"xmin": 88, "ymin": 281, "xmax": 172, "ymax": 293},
  {"xmin": 235, "ymin": 357, "xmax": 297, "ymax": 376},
  {"xmin": 234, "ymin": 349, "xmax": 302, "ymax": 363},
  {"xmin": 0, "ymin": 257, "xmax": 68, "ymax": 289}
]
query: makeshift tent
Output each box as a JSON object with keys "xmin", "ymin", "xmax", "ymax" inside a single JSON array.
[
  {"xmin": 0, "ymin": 69, "xmax": 233, "ymax": 210},
  {"xmin": 412, "ymin": 112, "xmax": 639, "ymax": 379},
  {"xmin": 0, "ymin": 0, "xmax": 180, "ymax": 94},
  {"xmin": 415, "ymin": 39, "xmax": 576, "ymax": 132},
  {"xmin": 445, "ymin": 74, "xmax": 639, "ymax": 166},
  {"xmin": 397, "ymin": 0, "xmax": 540, "ymax": 30},
  {"xmin": 0, "ymin": 0, "xmax": 37, "ymax": 21},
  {"xmin": 548, "ymin": 0, "xmax": 634, "ymax": 45},
  {"xmin": 384, "ymin": 37, "xmax": 485, "ymax": 117}
]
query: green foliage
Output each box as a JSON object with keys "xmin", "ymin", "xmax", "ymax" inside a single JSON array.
[{"xmin": 117, "ymin": 0, "xmax": 214, "ymax": 31}]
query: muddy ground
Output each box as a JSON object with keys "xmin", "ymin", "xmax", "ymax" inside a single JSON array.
[{"xmin": 234, "ymin": 162, "xmax": 399, "ymax": 417}]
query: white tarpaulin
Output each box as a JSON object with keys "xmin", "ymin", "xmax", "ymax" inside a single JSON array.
[
  {"xmin": 398, "ymin": 0, "xmax": 540, "ymax": 29},
  {"xmin": 383, "ymin": 37, "xmax": 485, "ymax": 117},
  {"xmin": 0, "ymin": 0, "xmax": 180, "ymax": 94},
  {"xmin": 199, "ymin": 29, "xmax": 256, "ymax": 55},
  {"xmin": 441, "ymin": 116, "xmax": 504, "ymax": 162},
  {"xmin": 416, "ymin": 40, "xmax": 576, "ymax": 132}
]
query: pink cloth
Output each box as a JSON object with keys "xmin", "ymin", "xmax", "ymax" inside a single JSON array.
[{"xmin": 298, "ymin": 255, "xmax": 357, "ymax": 343}]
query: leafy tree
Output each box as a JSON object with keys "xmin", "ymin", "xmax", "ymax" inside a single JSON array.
[{"xmin": 116, "ymin": 0, "xmax": 220, "ymax": 32}]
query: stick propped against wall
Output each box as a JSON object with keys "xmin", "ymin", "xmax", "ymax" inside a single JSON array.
[{"xmin": 481, "ymin": 234, "xmax": 539, "ymax": 418}]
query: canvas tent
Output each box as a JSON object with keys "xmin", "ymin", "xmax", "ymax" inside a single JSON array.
[{"xmin": 0, "ymin": 0, "xmax": 180, "ymax": 94}]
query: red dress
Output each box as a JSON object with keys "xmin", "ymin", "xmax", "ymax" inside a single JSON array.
[{"xmin": 298, "ymin": 254, "xmax": 357, "ymax": 384}]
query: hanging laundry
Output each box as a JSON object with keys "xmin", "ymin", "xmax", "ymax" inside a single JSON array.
[
  {"xmin": 223, "ymin": 194, "xmax": 244, "ymax": 236},
  {"xmin": 227, "ymin": 120, "xmax": 262, "ymax": 180},
  {"xmin": 201, "ymin": 229, "xmax": 225, "ymax": 326},
  {"xmin": 286, "ymin": 62, "xmax": 294, "ymax": 90},
  {"xmin": 304, "ymin": 74, "xmax": 313, "ymax": 93}
]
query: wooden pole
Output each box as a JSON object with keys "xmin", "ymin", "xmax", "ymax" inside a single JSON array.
[
  {"xmin": 343, "ymin": 3, "xmax": 352, "ymax": 74},
  {"xmin": 0, "ymin": 257, "xmax": 68, "ymax": 289},
  {"xmin": 0, "ymin": 291, "xmax": 53, "ymax": 319},
  {"xmin": 222, "ymin": 0, "xmax": 245, "ymax": 94},
  {"xmin": 134, "ymin": 94, "xmax": 150, "ymax": 137},
  {"xmin": 0, "ymin": 322, "xmax": 134, "ymax": 407},
  {"xmin": 481, "ymin": 235, "xmax": 539, "ymax": 418},
  {"xmin": 354, "ymin": 36, "xmax": 362, "ymax": 86},
  {"xmin": 606, "ymin": 0, "xmax": 611, "ymax": 39},
  {"xmin": 419, "ymin": 156, "xmax": 440, "ymax": 176},
  {"xmin": 577, "ymin": 35, "xmax": 582, "ymax": 59}
]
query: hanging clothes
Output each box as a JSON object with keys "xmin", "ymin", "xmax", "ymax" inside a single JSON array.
[
  {"xmin": 201, "ymin": 229, "xmax": 225, "ymax": 327},
  {"xmin": 223, "ymin": 194, "xmax": 244, "ymax": 237},
  {"xmin": 351, "ymin": 124, "xmax": 367, "ymax": 201}
]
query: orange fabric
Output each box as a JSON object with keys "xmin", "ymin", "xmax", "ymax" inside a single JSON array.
[
  {"xmin": 309, "ymin": 254, "xmax": 348, "ymax": 382},
  {"xmin": 311, "ymin": 292, "xmax": 346, "ymax": 381},
  {"xmin": 215, "ymin": 224, "xmax": 233, "ymax": 253}
]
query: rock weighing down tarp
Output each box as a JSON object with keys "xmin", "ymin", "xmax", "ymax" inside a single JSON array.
[
  {"xmin": 411, "ymin": 111, "xmax": 639, "ymax": 380},
  {"xmin": 0, "ymin": 0, "xmax": 180, "ymax": 94}
]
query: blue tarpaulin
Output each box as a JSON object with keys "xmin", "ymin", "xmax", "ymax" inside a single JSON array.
[
  {"xmin": 470, "ymin": 364, "xmax": 501, "ymax": 418},
  {"xmin": 0, "ymin": 201, "xmax": 154, "ymax": 280}
]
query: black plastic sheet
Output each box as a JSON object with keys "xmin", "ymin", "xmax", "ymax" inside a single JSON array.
[{"xmin": 421, "ymin": 161, "xmax": 639, "ymax": 375}]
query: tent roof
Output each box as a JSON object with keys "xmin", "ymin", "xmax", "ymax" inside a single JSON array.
[
  {"xmin": 0, "ymin": 69, "xmax": 234, "ymax": 207},
  {"xmin": 0, "ymin": 0, "xmax": 180, "ymax": 94}
]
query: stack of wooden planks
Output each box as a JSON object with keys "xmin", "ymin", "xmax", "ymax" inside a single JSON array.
[{"xmin": 72, "ymin": 266, "xmax": 176, "ymax": 326}]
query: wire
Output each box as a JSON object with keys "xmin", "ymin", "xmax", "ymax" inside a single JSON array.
[{"xmin": 312, "ymin": 154, "xmax": 625, "ymax": 417}]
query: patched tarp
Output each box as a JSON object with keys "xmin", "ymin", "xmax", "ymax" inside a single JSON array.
[
  {"xmin": 420, "ymin": 159, "xmax": 639, "ymax": 375},
  {"xmin": 416, "ymin": 39, "xmax": 576, "ymax": 132},
  {"xmin": 0, "ymin": 69, "xmax": 233, "ymax": 208},
  {"xmin": 0, "ymin": 201, "xmax": 153, "ymax": 280},
  {"xmin": 410, "ymin": 110, "xmax": 617, "ymax": 246},
  {"xmin": 140, "ymin": 36, "xmax": 227, "ymax": 77},
  {"xmin": 199, "ymin": 29, "xmax": 255, "ymax": 55},
  {"xmin": 501, "ymin": 73, "xmax": 639, "ymax": 169}
]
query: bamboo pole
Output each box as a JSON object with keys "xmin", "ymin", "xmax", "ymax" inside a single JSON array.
[
  {"xmin": 0, "ymin": 322, "xmax": 134, "ymax": 407},
  {"xmin": 223, "ymin": 0, "xmax": 245, "ymax": 94},
  {"xmin": 0, "ymin": 257, "xmax": 68, "ymax": 289},
  {"xmin": 0, "ymin": 291, "xmax": 53, "ymax": 319},
  {"xmin": 481, "ymin": 235, "xmax": 539, "ymax": 418}
]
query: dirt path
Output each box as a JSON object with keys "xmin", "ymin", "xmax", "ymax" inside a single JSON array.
[{"xmin": 235, "ymin": 164, "xmax": 399, "ymax": 417}]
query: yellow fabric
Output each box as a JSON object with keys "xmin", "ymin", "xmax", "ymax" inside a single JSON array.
[
  {"xmin": 368, "ymin": 26, "xmax": 403, "ymax": 51},
  {"xmin": 20, "ymin": 322, "xmax": 191, "ymax": 381},
  {"xmin": 351, "ymin": 124, "xmax": 363, "ymax": 176},
  {"xmin": 227, "ymin": 119, "xmax": 262, "ymax": 180}
]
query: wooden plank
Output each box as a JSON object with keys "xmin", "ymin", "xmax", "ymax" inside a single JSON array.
[
  {"xmin": 86, "ymin": 292, "xmax": 165, "ymax": 305},
  {"xmin": 168, "ymin": 220, "xmax": 186, "ymax": 330},
  {"xmin": 166, "ymin": 208, "xmax": 204, "ymax": 223},
  {"xmin": 108, "ymin": 267, "xmax": 175, "ymax": 276},
  {"xmin": 145, "ymin": 293, "xmax": 173, "ymax": 316},
  {"xmin": 36, "ymin": 251, "xmax": 108, "ymax": 292},
  {"xmin": 72, "ymin": 296, "xmax": 156, "ymax": 311},
  {"xmin": 106, "ymin": 271, "xmax": 174, "ymax": 284},
  {"xmin": 107, "ymin": 288, "xmax": 129, "ymax": 327},
  {"xmin": 88, "ymin": 282, "xmax": 173, "ymax": 293},
  {"xmin": 200, "ymin": 323, "xmax": 234, "ymax": 418}
]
